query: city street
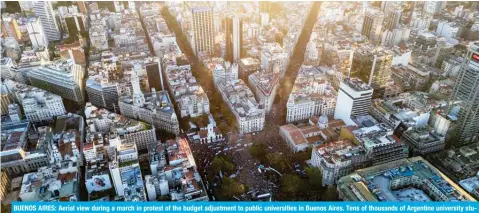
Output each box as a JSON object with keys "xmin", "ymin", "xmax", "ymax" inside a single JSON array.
[{"xmin": 161, "ymin": 1, "xmax": 321, "ymax": 200}]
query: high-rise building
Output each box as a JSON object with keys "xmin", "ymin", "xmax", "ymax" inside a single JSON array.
[
  {"xmin": 334, "ymin": 78, "xmax": 373, "ymax": 125},
  {"xmin": 448, "ymin": 42, "xmax": 479, "ymax": 144},
  {"xmin": 191, "ymin": 6, "xmax": 215, "ymax": 56},
  {"xmin": 0, "ymin": 169, "xmax": 10, "ymax": 201},
  {"xmin": 361, "ymin": 11, "xmax": 384, "ymax": 43},
  {"xmin": 77, "ymin": 1, "xmax": 87, "ymax": 14},
  {"xmin": 310, "ymin": 140, "xmax": 367, "ymax": 186},
  {"xmin": 384, "ymin": 5, "xmax": 402, "ymax": 31},
  {"xmin": 86, "ymin": 76, "xmax": 120, "ymax": 111},
  {"xmin": 261, "ymin": 43, "xmax": 288, "ymax": 76},
  {"xmin": 28, "ymin": 59, "xmax": 85, "ymax": 103},
  {"xmin": 212, "ymin": 61, "xmax": 238, "ymax": 86},
  {"xmin": 109, "ymin": 145, "xmax": 147, "ymax": 201},
  {"xmin": 286, "ymin": 66, "xmax": 337, "ymax": 123},
  {"xmin": 217, "ymin": 80, "xmax": 265, "ymax": 134},
  {"xmin": 163, "ymin": 63, "xmax": 210, "ymax": 118},
  {"xmin": 0, "ymin": 57, "xmax": 16, "ymax": 80},
  {"xmin": 33, "ymin": 1, "xmax": 61, "ymax": 41},
  {"xmin": 85, "ymin": 104, "xmax": 157, "ymax": 151},
  {"xmin": 259, "ymin": 1, "xmax": 271, "ymax": 13},
  {"xmin": 223, "ymin": 16, "xmax": 242, "ymax": 63},
  {"xmin": 119, "ymin": 71, "xmax": 180, "ymax": 135},
  {"xmin": 26, "ymin": 17, "xmax": 49, "ymax": 48},
  {"xmin": 3, "ymin": 80, "xmax": 66, "ymax": 123},
  {"xmin": 248, "ymin": 71, "xmax": 279, "ymax": 114},
  {"xmin": 260, "ymin": 12, "xmax": 269, "ymax": 26},
  {"xmin": 1, "ymin": 14, "xmax": 22, "ymax": 41},
  {"xmin": 238, "ymin": 57, "xmax": 261, "ymax": 81},
  {"xmin": 1, "ymin": 119, "xmax": 49, "ymax": 176},
  {"xmin": 424, "ymin": 1, "xmax": 447, "ymax": 15},
  {"xmin": 57, "ymin": 6, "xmax": 86, "ymax": 36},
  {"xmin": 350, "ymin": 44, "xmax": 393, "ymax": 98},
  {"xmin": 145, "ymin": 59, "xmax": 164, "ymax": 92},
  {"xmin": 1, "ymin": 84, "xmax": 13, "ymax": 116}
]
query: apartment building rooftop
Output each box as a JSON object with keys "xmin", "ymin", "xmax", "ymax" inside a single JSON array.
[
  {"xmin": 19, "ymin": 165, "xmax": 79, "ymax": 202},
  {"xmin": 119, "ymin": 90, "xmax": 175, "ymax": 114},
  {"xmin": 3, "ymin": 79, "xmax": 63, "ymax": 104},
  {"xmin": 281, "ymin": 124, "xmax": 322, "ymax": 146},
  {"xmin": 119, "ymin": 163, "xmax": 146, "ymax": 201},
  {"xmin": 351, "ymin": 115, "xmax": 398, "ymax": 149},
  {"xmin": 162, "ymin": 137, "xmax": 206, "ymax": 201},
  {"xmin": 85, "ymin": 104, "xmax": 153, "ymax": 136},
  {"xmin": 371, "ymin": 91, "xmax": 447, "ymax": 128},
  {"xmin": 459, "ymin": 174, "xmax": 479, "ymax": 199},
  {"xmin": 288, "ymin": 65, "xmax": 336, "ymax": 104},
  {"xmin": 316, "ymin": 140, "xmax": 367, "ymax": 165},
  {"xmin": 355, "ymin": 43, "xmax": 393, "ymax": 58},
  {"xmin": 43, "ymin": 59, "xmax": 77, "ymax": 73},
  {"xmin": 218, "ymin": 80, "xmax": 264, "ymax": 118},
  {"xmin": 404, "ymin": 127, "xmax": 443, "ymax": 145},
  {"xmin": 261, "ymin": 43, "xmax": 285, "ymax": 57},
  {"xmin": 1, "ymin": 119, "xmax": 29, "ymax": 152},
  {"xmin": 343, "ymin": 78, "xmax": 372, "ymax": 92},
  {"xmin": 86, "ymin": 75, "xmax": 118, "ymax": 91},
  {"xmin": 239, "ymin": 58, "xmax": 260, "ymax": 67},
  {"xmin": 338, "ymin": 157, "xmax": 476, "ymax": 201},
  {"xmin": 434, "ymin": 143, "xmax": 479, "ymax": 179},
  {"xmin": 249, "ymin": 71, "xmax": 279, "ymax": 97}
]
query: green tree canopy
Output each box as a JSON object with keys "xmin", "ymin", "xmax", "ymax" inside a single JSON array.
[
  {"xmin": 211, "ymin": 157, "xmax": 235, "ymax": 175},
  {"xmin": 216, "ymin": 178, "xmax": 245, "ymax": 200},
  {"xmin": 322, "ymin": 186, "xmax": 339, "ymax": 201},
  {"xmin": 305, "ymin": 167, "xmax": 323, "ymax": 190},
  {"xmin": 266, "ymin": 153, "xmax": 288, "ymax": 172},
  {"xmin": 281, "ymin": 174, "xmax": 305, "ymax": 194},
  {"xmin": 249, "ymin": 144, "xmax": 268, "ymax": 163}
]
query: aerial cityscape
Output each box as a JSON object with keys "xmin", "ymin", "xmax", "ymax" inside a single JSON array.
[{"xmin": 2, "ymin": 0, "xmax": 479, "ymax": 208}]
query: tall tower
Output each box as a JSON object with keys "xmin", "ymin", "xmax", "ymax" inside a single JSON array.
[
  {"xmin": 350, "ymin": 45, "xmax": 393, "ymax": 98},
  {"xmin": 131, "ymin": 71, "xmax": 145, "ymax": 106},
  {"xmin": 334, "ymin": 78, "xmax": 373, "ymax": 125},
  {"xmin": 33, "ymin": 1, "xmax": 61, "ymax": 41},
  {"xmin": 224, "ymin": 16, "xmax": 242, "ymax": 63},
  {"xmin": 361, "ymin": 11, "xmax": 384, "ymax": 43},
  {"xmin": 26, "ymin": 17, "xmax": 49, "ymax": 48},
  {"xmin": 146, "ymin": 58, "xmax": 164, "ymax": 92},
  {"xmin": 447, "ymin": 42, "xmax": 479, "ymax": 144},
  {"xmin": 232, "ymin": 16, "xmax": 242, "ymax": 62},
  {"xmin": 191, "ymin": 6, "xmax": 215, "ymax": 56},
  {"xmin": 384, "ymin": 5, "xmax": 402, "ymax": 31}
]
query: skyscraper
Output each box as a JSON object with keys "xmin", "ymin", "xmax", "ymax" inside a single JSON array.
[
  {"xmin": 224, "ymin": 16, "xmax": 242, "ymax": 63},
  {"xmin": 145, "ymin": 59, "xmax": 164, "ymax": 92},
  {"xmin": 28, "ymin": 59, "xmax": 85, "ymax": 103},
  {"xmin": 33, "ymin": 1, "xmax": 61, "ymax": 41},
  {"xmin": 448, "ymin": 42, "xmax": 479, "ymax": 144},
  {"xmin": 350, "ymin": 44, "xmax": 393, "ymax": 98},
  {"xmin": 423, "ymin": 1, "xmax": 447, "ymax": 15},
  {"xmin": 259, "ymin": 1, "xmax": 271, "ymax": 13},
  {"xmin": 334, "ymin": 78, "xmax": 373, "ymax": 125},
  {"xmin": 384, "ymin": 5, "xmax": 402, "ymax": 31},
  {"xmin": 232, "ymin": 16, "xmax": 242, "ymax": 62},
  {"xmin": 361, "ymin": 11, "xmax": 384, "ymax": 43},
  {"xmin": 191, "ymin": 6, "xmax": 215, "ymax": 56},
  {"xmin": 86, "ymin": 76, "xmax": 120, "ymax": 111},
  {"xmin": 1, "ymin": 14, "xmax": 22, "ymax": 41},
  {"xmin": 26, "ymin": 17, "xmax": 49, "ymax": 48}
]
